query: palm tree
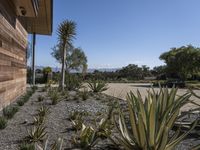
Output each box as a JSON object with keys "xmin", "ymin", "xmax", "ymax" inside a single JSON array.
[{"xmin": 57, "ymin": 20, "xmax": 76, "ymax": 91}]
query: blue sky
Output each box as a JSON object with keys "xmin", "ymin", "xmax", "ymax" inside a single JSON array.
[{"xmin": 33, "ymin": 0, "xmax": 200, "ymax": 69}]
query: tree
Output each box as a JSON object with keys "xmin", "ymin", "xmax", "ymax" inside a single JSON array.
[
  {"xmin": 160, "ymin": 45, "xmax": 200, "ymax": 80},
  {"xmin": 51, "ymin": 46, "xmax": 87, "ymax": 73},
  {"xmin": 117, "ymin": 64, "xmax": 143, "ymax": 80},
  {"xmin": 43, "ymin": 67, "xmax": 52, "ymax": 83},
  {"xmin": 57, "ymin": 20, "xmax": 76, "ymax": 91}
]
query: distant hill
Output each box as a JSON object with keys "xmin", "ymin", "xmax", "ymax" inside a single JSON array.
[{"xmin": 34, "ymin": 66, "xmax": 120, "ymax": 73}]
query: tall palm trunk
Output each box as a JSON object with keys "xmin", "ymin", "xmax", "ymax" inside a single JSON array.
[{"xmin": 60, "ymin": 43, "xmax": 66, "ymax": 91}]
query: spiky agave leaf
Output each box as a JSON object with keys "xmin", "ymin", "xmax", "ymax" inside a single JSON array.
[{"xmin": 115, "ymin": 87, "xmax": 196, "ymax": 150}]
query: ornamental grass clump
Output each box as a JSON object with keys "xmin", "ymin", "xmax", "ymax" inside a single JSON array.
[
  {"xmin": 88, "ymin": 80, "xmax": 108, "ymax": 93},
  {"xmin": 115, "ymin": 87, "xmax": 197, "ymax": 150},
  {"xmin": 49, "ymin": 89, "xmax": 60, "ymax": 105},
  {"xmin": 38, "ymin": 95, "xmax": 44, "ymax": 102},
  {"xmin": 19, "ymin": 143, "xmax": 35, "ymax": 150},
  {"xmin": 3, "ymin": 106, "xmax": 19, "ymax": 119},
  {"xmin": 0, "ymin": 116, "xmax": 7, "ymax": 130},
  {"xmin": 79, "ymin": 88, "xmax": 89, "ymax": 101}
]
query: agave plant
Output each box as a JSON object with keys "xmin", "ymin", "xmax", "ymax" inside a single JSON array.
[
  {"xmin": 37, "ymin": 106, "xmax": 50, "ymax": 117},
  {"xmin": 33, "ymin": 115, "xmax": 45, "ymax": 125},
  {"xmin": 35, "ymin": 137, "xmax": 63, "ymax": 150},
  {"xmin": 72, "ymin": 123, "xmax": 98, "ymax": 149},
  {"xmin": 27, "ymin": 125, "xmax": 47, "ymax": 143},
  {"xmin": 88, "ymin": 80, "xmax": 108, "ymax": 93},
  {"xmin": 114, "ymin": 87, "xmax": 197, "ymax": 150},
  {"xmin": 72, "ymin": 106, "xmax": 115, "ymax": 149},
  {"xmin": 71, "ymin": 119, "xmax": 83, "ymax": 131}
]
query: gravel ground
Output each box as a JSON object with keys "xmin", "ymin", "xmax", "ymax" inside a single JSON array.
[
  {"xmin": 0, "ymin": 89, "xmax": 114, "ymax": 150},
  {"xmin": 0, "ymin": 87, "xmax": 200, "ymax": 150}
]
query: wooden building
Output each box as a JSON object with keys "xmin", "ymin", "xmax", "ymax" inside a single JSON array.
[{"xmin": 0, "ymin": 0, "xmax": 53, "ymax": 110}]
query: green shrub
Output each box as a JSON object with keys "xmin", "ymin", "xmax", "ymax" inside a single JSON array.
[
  {"xmin": 88, "ymin": 80, "xmax": 108, "ymax": 93},
  {"xmin": 0, "ymin": 116, "xmax": 7, "ymax": 129},
  {"xmin": 114, "ymin": 87, "xmax": 197, "ymax": 150},
  {"xmin": 3, "ymin": 106, "xmax": 19, "ymax": 119},
  {"xmin": 19, "ymin": 143, "xmax": 35, "ymax": 150},
  {"xmin": 65, "ymin": 74, "xmax": 82, "ymax": 91}
]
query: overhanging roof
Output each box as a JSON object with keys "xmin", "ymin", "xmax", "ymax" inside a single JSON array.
[{"xmin": 18, "ymin": 0, "xmax": 53, "ymax": 35}]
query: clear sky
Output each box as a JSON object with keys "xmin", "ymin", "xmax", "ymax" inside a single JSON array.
[{"xmin": 33, "ymin": 0, "xmax": 200, "ymax": 69}]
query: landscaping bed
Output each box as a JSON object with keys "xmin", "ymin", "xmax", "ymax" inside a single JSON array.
[{"xmin": 0, "ymin": 87, "xmax": 200, "ymax": 150}]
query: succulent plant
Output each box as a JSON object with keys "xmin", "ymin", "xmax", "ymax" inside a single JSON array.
[
  {"xmin": 88, "ymin": 80, "xmax": 108, "ymax": 93},
  {"xmin": 27, "ymin": 125, "xmax": 47, "ymax": 143},
  {"xmin": 37, "ymin": 106, "xmax": 50, "ymax": 117},
  {"xmin": 114, "ymin": 87, "xmax": 197, "ymax": 150},
  {"xmin": 35, "ymin": 137, "xmax": 63, "ymax": 150}
]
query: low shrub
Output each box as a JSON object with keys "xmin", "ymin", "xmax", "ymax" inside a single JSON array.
[
  {"xmin": 0, "ymin": 116, "xmax": 7, "ymax": 129},
  {"xmin": 3, "ymin": 106, "xmax": 19, "ymax": 119},
  {"xmin": 65, "ymin": 73, "xmax": 83, "ymax": 91}
]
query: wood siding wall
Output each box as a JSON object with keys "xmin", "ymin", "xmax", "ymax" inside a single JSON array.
[{"xmin": 0, "ymin": 1, "xmax": 28, "ymax": 110}]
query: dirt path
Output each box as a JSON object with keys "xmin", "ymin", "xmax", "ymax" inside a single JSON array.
[{"xmin": 104, "ymin": 83, "xmax": 200, "ymax": 111}]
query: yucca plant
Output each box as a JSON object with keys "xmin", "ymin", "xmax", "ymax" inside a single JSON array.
[
  {"xmin": 0, "ymin": 116, "xmax": 7, "ymax": 129},
  {"xmin": 114, "ymin": 87, "xmax": 197, "ymax": 150},
  {"xmin": 88, "ymin": 80, "xmax": 108, "ymax": 93},
  {"xmin": 27, "ymin": 125, "xmax": 47, "ymax": 143},
  {"xmin": 35, "ymin": 137, "xmax": 63, "ymax": 150}
]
